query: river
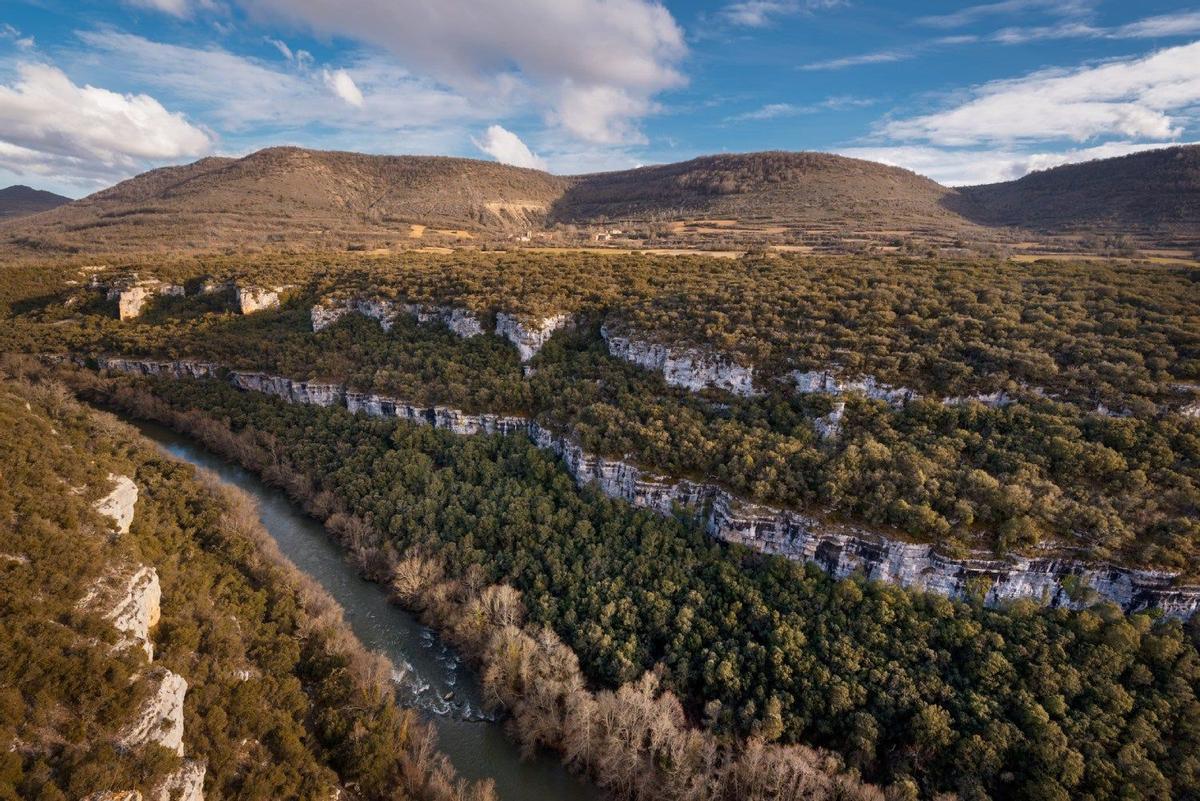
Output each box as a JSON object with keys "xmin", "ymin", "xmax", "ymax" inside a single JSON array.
[{"xmin": 133, "ymin": 419, "xmax": 601, "ymax": 801}]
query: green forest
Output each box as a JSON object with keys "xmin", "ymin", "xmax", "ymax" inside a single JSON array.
[
  {"xmin": 0, "ymin": 366, "xmax": 491, "ymax": 801},
  {"xmin": 4, "ymin": 251, "xmax": 1197, "ymax": 571},
  {"xmin": 79, "ymin": 369, "xmax": 1200, "ymax": 801}
]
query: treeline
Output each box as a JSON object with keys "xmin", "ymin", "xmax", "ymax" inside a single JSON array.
[
  {"xmin": 70, "ymin": 366, "xmax": 1200, "ymax": 801},
  {"xmin": 0, "ymin": 361, "xmax": 492, "ymax": 801}
]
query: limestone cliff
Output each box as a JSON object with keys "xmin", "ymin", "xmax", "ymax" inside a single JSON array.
[
  {"xmin": 118, "ymin": 668, "xmax": 187, "ymax": 756},
  {"xmin": 154, "ymin": 760, "xmax": 206, "ymax": 801},
  {"xmin": 235, "ymin": 285, "xmax": 282, "ymax": 314},
  {"xmin": 495, "ymin": 312, "xmax": 570, "ymax": 361},
  {"xmin": 94, "ymin": 474, "xmax": 138, "ymax": 534},
  {"xmin": 602, "ymin": 326, "xmax": 758, "ymax": 396},
  {"xmin": 106, "ymin": 281, "xmax": 185, "ymax": 321},
  {"xmin": 95, "ymin": 357, "xmax": 1200, "ymax": 618},
  {"xmin": 312, "ymin": 297, "xmax": 485, "ymax": 338}
]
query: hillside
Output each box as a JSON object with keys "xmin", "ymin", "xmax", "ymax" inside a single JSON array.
[
  {"xmin": 1, "ymin": 145, "xmax": 1197, "ymax": 253},
  {"xmin": 2, "ymin": 147, "xmax": 569, "ymax": 253},
  {"xmin": 554, "ymin": 151, "xmax": 987, "ymax": 245},
  {"xmin": 0, "ymin": 184, "xmax": 70, "ymax": 220},
  {"xmin": 957, "ymin": 145, "xmax": 1200, "ymax": 248}
]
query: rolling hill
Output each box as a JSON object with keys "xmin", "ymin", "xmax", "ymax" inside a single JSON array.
[
  {"xmin": 2, "ymin": 144, "xmax": 1196, "ymax": 254},
  {"xmin": 0, "ymin": 184, "xmax": 70, "ymax": 220},
  {"xmin": 956, "ymin": 146, "xmax": 1200, "ymax": 248}
]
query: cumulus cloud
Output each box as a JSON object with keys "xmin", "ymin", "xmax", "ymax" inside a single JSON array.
[
  {"xmin": 472, "ymin": 124, "xmax": 546, "ymax": 169},
  {"xmin": 0, "ymin": 62, "xmax": 211, "ymax": 184},
  {"xmin": 841, "ymin": 141, "xmax": 1195, "ymax": 186},
  {"xmin": 235, "ymin": 0, "xmax": 686, "ymax": 144},
  {"xmin": 77, "ymin": 30, "xmax": 481, "ymax": 131},
  {"xmin": 881, "ymin": 41, "xmax": 1200, "ymax": 146},
  {"xmin": 323, "ymin": 68, "xmax": 363, "ymax": 107}
]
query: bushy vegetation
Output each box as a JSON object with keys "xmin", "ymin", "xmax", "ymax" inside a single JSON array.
[
  {"xmin": 81, "ymin": 369, "xmax": 1200, "ymax": 801},
  {"xmin": 10, "ymin": 278, "xmax": 1198, "ymax": 570},
  {"xmin": 0, "ymin": 365, "xmax": 491, "ymax": 801}
]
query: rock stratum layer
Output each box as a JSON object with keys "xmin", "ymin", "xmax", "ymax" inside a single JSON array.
[{"xmin": 93, "ymin": 356, "xmax": 1200, "ymax": 619}]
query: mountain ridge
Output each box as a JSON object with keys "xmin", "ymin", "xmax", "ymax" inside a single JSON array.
[{"xmin": 3, "ymin": 144, "xmax": 1196, "ymax": 254}]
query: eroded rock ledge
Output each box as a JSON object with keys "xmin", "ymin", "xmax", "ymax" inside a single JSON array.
[
  {"xmin": 311, "ymin": 299, "xmax": 569, "ymax": 361},
  {"xmin": 601, "ymin": 326, "xmax": 758, "ymax": 397},
  {"xmin": 94, "ymin": 357, "xmax": 1200, "ymax": 619}
]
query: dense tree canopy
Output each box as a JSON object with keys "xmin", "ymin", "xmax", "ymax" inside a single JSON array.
[{"xmin": 102, "ymin": 374, "xmax": 1200, "ymax": 801}]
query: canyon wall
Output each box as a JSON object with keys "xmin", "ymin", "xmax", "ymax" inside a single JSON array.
[{"xmin": 94, "ymin": 357, "xmax": 1200, "ymax": 619}]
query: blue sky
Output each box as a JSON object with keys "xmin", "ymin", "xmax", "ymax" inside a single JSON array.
[{"xmin": 2, "ymin": 0, "xmax": 1199, "ymax": 196}]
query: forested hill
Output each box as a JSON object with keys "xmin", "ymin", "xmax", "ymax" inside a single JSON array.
[
  {"xmin": 957, "ymin": 145, "xmax": 1200, "ymax": 247},
  {"xmin": 2, "ymin": 145, "xmax": 1197, "ymax": 254}
]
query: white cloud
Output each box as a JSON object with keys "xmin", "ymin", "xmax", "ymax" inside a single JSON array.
[
  {"xmin": 799, "ymin": 49, "xmax": 910, "ymax": 71},
  {"xmin": 717, "ymin": 0, "xmax": 844, "ymax": 27},
  {"xmin": 323, "ymin": 68, "xmax": 363, "ymax": 107},
  {"xmin": 123, "ymin": 0, "xmax": 217, "ymax": 18},
  {"xmin": 727, "ymin": 95, "xmax": 874, "ymax": 121},
  {"xmin": 0, "ymin": 62, "xmax": 211, "ymax": 185},
  {"xmin": 77, "ymin": 31, "xmax": 481, "ymax": 131},
  {"xmin": 472, "ymin": 124, "xmax": 546, "ymax": 169},
  {"xmin": 841, "ymin": 141, "xmax": 1195, "ymax": 186},
  {"xmin": 881, "ymin": 41, "xmax": 1200, "ymax": 146},
  {"xmin": 0, "ymin": 24, "xmax": 35, "ymax": 50},
  {"xmin": 235, "ymin": 0, "xmax": 686, "ymax": 144},
  {"xmin": 1117, "ymin": 11, "xmax": 1200, "ymax": 38},
  {"xmin": 917, "ymin": 0, "xmax": 1092, "ymax": 29}
]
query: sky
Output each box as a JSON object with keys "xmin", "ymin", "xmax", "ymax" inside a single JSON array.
[{"xmin": 1, "ymin": 0, "xmax": 1198, "ymax": 196}]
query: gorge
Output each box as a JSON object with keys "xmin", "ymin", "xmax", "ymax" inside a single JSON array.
[{"xmin": 90, "ymin": 355, "xmax": 1200, "ymax": 619}]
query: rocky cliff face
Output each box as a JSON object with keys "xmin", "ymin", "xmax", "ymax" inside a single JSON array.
[
  {"xmin": 792, "ymin": 369, "xmax": 919, "ymax": 407},
  {"xmin": 154, "ymin": 761, "xmax": 206, "ymax": 801},
  {"xmin": 230, "ymin": 371, "xmax": 343, "ymax": 406},
  {"xmin": 98, "ymin": 357, "xmax": 219, "ymax": 380},
  {"xmin": 78, "ymin": 470, "xmax": 207, "ymax": 800},
  {"xmin": 107, "ymin": 566, "xmax": 162, "ymax": 660},
  {"xmin": 95, "ymin": 474, "xmax": 139, "ymax": 534},
  {"xmin": 106, "ymin": 281, "xmax": 185, "ymax": 321},
  {"xmin": 496, "ymin": 312, "xmax": 571, "ymax": 361},
  {"xmin": 119, "ymin": 668, "xmax": 187, "ymax": 756},
  {"xmin": 95, "ymin": 357, "xmax": 1200, "ymax": 618},
  {"xmin": 235, "ymin": 286, "xmax": 281, "ymax": 314},
  {"xmin": 602, "ymin": 326, "xmax": 758, "ymax": 396},
  {"xmin": 312, "ymin": 297, "xmax": 485, "ymax": 338}
]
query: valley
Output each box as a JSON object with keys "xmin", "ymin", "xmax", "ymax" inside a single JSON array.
[{"xmin": 2, "ymin": 144, "xmax": 1199, "ymax": 801}]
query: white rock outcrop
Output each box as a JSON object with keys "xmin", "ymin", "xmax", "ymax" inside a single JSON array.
[
  {"xmin": 84, "ymin": 792, "xmax": 143, "ymax": 801},
  {"xmin": 235, "ymin": 286, "xmax": 282, "ymax": 314},
  {"xmin": 312, "ymin": 298, "xmax": 485, "ymax": 339},
  {"xmin": 792, "ymin": 369, "xmax": 918, "ymax": 407},
  {"xmin": 154, "ymin": 760, "xmax": 206, "ymax": 801},
  {"xmin": 106, "ymin": 566, "xmax": 162, "ymax": 660},
  {"xmin": 96, "ymin": 357, "xmax": 1200, "ymax": 619},
  {"xmin": 95, "ymin": 474, "xmax": 138, "ymax": 534},
  {"xmin": 496, "ymin": 312, "xmax": 570, "ymax": 361},
  {"xmin": 108, "ymin": 282, "xmax": 185, "ymax": 321},
  {"xmin": 409, "ymin": 304, "xmax": 485, "ymax": 338},
  {"xmin": 602, "ymin": 326, "xmax": 758, "ymax": 396},
  {"xmin": 119, "ymin": 668, "xmax": 187, "ymax": 756}
]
